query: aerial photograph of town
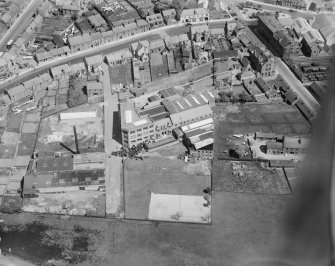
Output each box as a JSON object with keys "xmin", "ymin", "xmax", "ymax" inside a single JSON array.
[{"xmin": 0, "ymin": 0, "xmax": 334, "ymax": 264}]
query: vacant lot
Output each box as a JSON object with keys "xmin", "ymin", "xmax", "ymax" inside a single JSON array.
[
  {"xmin": 23, "ymin": 191, "xmax": 106, "ymax": 217},
  {"xmin": 35, "ymin": 104, "xmax": 104, "ymax": 156},
  {"xmin": 124, "ymin": 157, "xmax": 211, "ymax": 220},
  {"xmin": 212, "ymin": 160, "xmax": 290, "ymax": 194},
  {"xmin": 214, "ymin": 103, "xmax": 311, "ymax": 136},
  {"xmin": 17, "ymin": 134, "xmax": 37, "ymax": 156}
]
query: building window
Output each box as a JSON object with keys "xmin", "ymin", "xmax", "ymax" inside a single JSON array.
[
  {"xmin": 85, "ymin": 177, "xmax": 91, "ymax": 182},
  {"xmin": 59, "ymin": 179, "xmax": 65, "ymax": 184},
  {"xmin": 72, "ymin": 178, "xmax": 78, "ymax": 182}
]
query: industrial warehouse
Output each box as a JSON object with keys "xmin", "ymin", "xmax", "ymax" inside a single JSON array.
[{"xmin": 119, "ymin": 88, "xmax": 215, "ymax": 157}]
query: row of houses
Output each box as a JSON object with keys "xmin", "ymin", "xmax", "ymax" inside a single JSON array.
[
  {"xmin": 67, "ymin": 18, "xmax": 150, "ymax": 52},
  {"xmin": 23, "ymin": 152, "xmax": 106, "ymax": 197},
  {"xmin": 0, "ymin": 0, "xmax": 31, "ymax": 28},
  {"xmin": 34, "ymin": 46, "xmax": 71, "ymax": 63},
  {"xmin": 4, "ymin": 72, "xmax": 53, "ymax": 102}
]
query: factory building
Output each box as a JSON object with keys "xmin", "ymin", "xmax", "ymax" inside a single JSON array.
[{"xmin": 119, "ymin": 90, "xmax": 215, "ymax": 148}]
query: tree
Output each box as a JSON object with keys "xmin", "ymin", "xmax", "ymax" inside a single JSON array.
[
  {"xmin": 71, "ymin": 14, "xmax": 78, "ymax": 21},
  {"xmin": 239, "ymin": 91, "xmax": 249, "ymax": 103}
]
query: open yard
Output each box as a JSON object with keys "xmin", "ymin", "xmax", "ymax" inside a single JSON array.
[
  {"xmin": 124, "ymin": 157, "xmax": 211, "ymax": 220},
  {"xmin": 214, "ymin": 103, "xmax": 312, "ymax": 136},
  {"xmin": 35, "ymin": 103, "xmax": 104, "ymax": 156},
  {"xmin": 212, "ymin": 160, "xmax": 291, "ymax": 194}
]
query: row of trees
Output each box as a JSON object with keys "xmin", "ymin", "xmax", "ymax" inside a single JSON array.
[{"xmin": 215, "ymin": 91, "xmax": 256, "ymax": 103}]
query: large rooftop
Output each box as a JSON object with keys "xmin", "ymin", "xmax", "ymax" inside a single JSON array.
[{"xmin": 258, "ymin": 15, "xmax": 284, "ymax": 33}]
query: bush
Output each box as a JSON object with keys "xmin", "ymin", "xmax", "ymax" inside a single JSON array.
[{"xmin": 0, "ymin": 196, "xmax": 22, "ymax": 213}]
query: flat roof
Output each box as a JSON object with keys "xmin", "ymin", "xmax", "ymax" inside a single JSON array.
[{"xmin": 36, "ymin": 157, "xmax": 74, "ymax": 173}]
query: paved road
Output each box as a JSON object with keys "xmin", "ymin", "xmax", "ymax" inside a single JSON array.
[
  {"xmin": 275, "ymin": 57, "xmax": 319, "ymax": 112},
  {"xmin": 0, "ymin": 0, "xmax": 43, "ymax": 51},
  {"xmin": 0, "ymin": 34, "xmax": 160, "ymax": 93},
  {"xmin": 102, "ymin": 62, "xmax": 123, "ymax": 217},
  {"xmin": 0, "ymin": 18, "xmax": 241, "ymax": 93}
]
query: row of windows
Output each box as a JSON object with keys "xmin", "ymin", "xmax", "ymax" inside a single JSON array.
[{"xmin": 177, "ymin": 113, "xmax": 212, "ymax": 126}]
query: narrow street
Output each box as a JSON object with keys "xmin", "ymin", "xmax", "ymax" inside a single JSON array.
[{"xmin": 102, "ymin": 63, "xmax": 123, "ymax": 217}]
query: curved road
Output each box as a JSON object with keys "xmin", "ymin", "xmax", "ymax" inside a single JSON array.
[{"xmin": 0, "ymin": 18, "xmax": 249, "ymax": 93}]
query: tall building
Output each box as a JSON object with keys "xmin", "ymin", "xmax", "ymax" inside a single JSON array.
[
  {"xmin": 257, "ymin": 15, "xmax": 301, "ymax": 59},
  {"xmin": 119, "ymin": 90, "xmax": 215, "ymax": 148},
  {"xmin": 248, "ymin": 45, "xmax": 276, "ymax": 77}
]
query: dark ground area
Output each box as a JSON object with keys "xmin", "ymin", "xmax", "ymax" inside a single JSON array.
[
  {"xmin": 1, "ymin": 191, "xmax": 329, "ymax": 266},
  {"xmin": 214, "ymin": 103, "xmax": 312, "ymax": 136}
]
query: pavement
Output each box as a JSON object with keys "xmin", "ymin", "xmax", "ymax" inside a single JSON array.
[
  {"xmin": 0, "ymin": 0, "xmax": 43, "ymax": 51},
  {"xmin": 275, "ymin": 57, "xmax": 320, "ymax": 113},
  {"xmin": 102, "ymin": 63, "xmax": 123, "ymax": 217}
]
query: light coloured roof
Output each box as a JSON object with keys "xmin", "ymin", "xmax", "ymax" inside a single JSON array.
[
  {"xmin": 87, "ymin": 81, "xmax": 103, "ymax": 91},
  {"xmin": 283, "ymin": 136, "xmax": 310, "ymax": 149},
  {"xmin": 162, "ymin": 9, "xmax": 176, "ymax": 17},
  {"xmin": 136, "ymin": 19, "xmax": 148, "ymax": 27},
  {"xmin": 0, "ymin": 58, "xmax": 7, "ymax": 67},
  {"xmin": 150, "ymin": 39, "xmax": 165, "ymax": 50},
  {"xmin": 68, "ymin": 34, "xmax": 84, "ymax": 46},
  {"xmin": 181, "ymin": 8, "xmax": 208, "ymax": 17},
  {"xmin": 86, "ymin": 54, "xmax": 103, "ymax": 66},
  {"xmin": 169, "ymin": 104, "xmax": 212, "ymax": 126},
  {"xmin": 7, "ymin": 84, "xmax": 26, "ymax": 96},
  {"xmin": 106, "ymin": 49, "xmax": 132, "ymax": 62},
  {"xmin": 50, "ymin": 64, "xmax": 71, "ymax": 76}
]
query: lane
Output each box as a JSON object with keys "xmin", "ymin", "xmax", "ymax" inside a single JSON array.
[
  {"xmin": 103, "ymin": 62, "xmax": 123, "ymax": 217},
  {"xmin": 0, "ymin": 0, "xmax": 43, "ymax": 51},
  {"xmin": 275, "ymin": 57, "xmax": 319, "ymax": 112}
]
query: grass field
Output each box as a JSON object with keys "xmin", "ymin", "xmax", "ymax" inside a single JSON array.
[
  {"xmin": 124, "ymin": 157, "xmax": 211, "ymax": 220},
  {"xmin": 5, "ymin": 113, "xmax": 24, "ymax": 133},
  {"xmin": 17, "ymin": 133, "xmax": 37, "ymax": 156},
  {"xmin": 109, "ymin": 62, "xmax": 133, "ymax": 85},
  {"xmin": 214, "ymin": 103, "xmax": 311, "ymax": 136},
  {"xmin": 212, "ymin": 160, "xmax": 291, "ymax": 194}
]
